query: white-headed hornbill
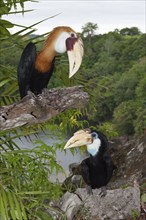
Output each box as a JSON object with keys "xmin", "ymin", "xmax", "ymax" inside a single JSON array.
[
  {"xmin": 64, "ymin": 128, "xmax": 115, "ymax": 195},
  {"xmin": 17, "ymin": 26, "xmax": 84, "ymax": 98}
]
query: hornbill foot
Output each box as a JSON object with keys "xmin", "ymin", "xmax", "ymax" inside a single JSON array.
[
  {"xmin": 27, "ymin": 91, "xmax": 36, "ymax": 98},
  {"xmin": 86, "ymin": 185, "xmax": 93, "ymax": 195},
  {"xmin": 21, "ymin": 91, "xmax": 36, "ymax": 101},
  {"xmin": 42, "ymin": 88, "xmax": 49, "ymax": 96},
  {"xmin": 99, "ymin": 186, "xmax": 107, "ymax": 197}
]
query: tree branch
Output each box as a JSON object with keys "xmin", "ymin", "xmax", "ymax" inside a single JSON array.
[{"xmin": 0, "ymin": 86, "xmax": 88, "ymax": 131}]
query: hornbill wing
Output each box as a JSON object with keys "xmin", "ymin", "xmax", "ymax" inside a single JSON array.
[
  {"xmin": 17, "ymin": 42, "xmax": 37, "ymax": 98},
  {"xmin": 103, "ymin": 151, "xmax": 114, "ymax": 184},
  {"xmin": 81, "ymin": 158, "xmax": 91, "ymax": 186},
  {"xmin": 98, "ymin": 131, "xmax": 113, "ymax": 183}
]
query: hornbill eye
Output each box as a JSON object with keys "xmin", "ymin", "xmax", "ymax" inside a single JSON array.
[
  {"xmin": 70, "ymin": 32, "xmax": 77, "ymax": 38},
  {"xmin": 91, "ymin": 132, "xmax": 98, "ymax": 139}
]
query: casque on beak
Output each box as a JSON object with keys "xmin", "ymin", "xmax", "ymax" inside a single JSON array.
[
  {"xmin": 64, "ymin": 129, "xmax": 92, "ymax": 149},
  {"xmin": 66, "ymin": 37, "xmax": 84, "ymax": 78}
]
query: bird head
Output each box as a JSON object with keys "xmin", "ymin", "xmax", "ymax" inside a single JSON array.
[
  {"xmin": 46, "ymin": 26, "xmax": 84, "ymax": 78},
  {"xmin": 64, "ymin": 128, "xmax": 93, "ymax": 149},
  {"xmin": 64, "ymin": 128, "xmax": 101, "ymax": 156}
]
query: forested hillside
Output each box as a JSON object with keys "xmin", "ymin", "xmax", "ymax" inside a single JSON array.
[
  {"xmin": 0, "ymin": 25, "xmax": 146, "ymax": 136},
  {"xmin": 78, "ymin": 28, "xmax": 146, "ymax": 136}
]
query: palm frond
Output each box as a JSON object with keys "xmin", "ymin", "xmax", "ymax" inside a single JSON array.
[
  {"xmin": 0, "ymin": 187, "xmax": 27, "ymax": 220},
  {"xmin": 12, "ymin": 13, "xmax": 61, "ymax": 38}
]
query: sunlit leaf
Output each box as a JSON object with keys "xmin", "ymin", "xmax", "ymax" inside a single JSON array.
[
  {"xmin": 0, "ymin": 19, "xmax": 14, "ymax": 28},
  {"xmin": 8, "ymin": 191, "xmax": 17, "ymax": 220},
  {"xmin": 0, "ymin": 79, "xmax": 11, "ymax": 87},
  {"xmin": 0, "ymin": 26, "xmax": 10, "ymax": 36},
  {"xmin": 0, "ymin": 5, "xmax": 10, "ymax": 15}
]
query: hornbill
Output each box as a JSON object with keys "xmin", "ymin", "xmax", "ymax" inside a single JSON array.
[
  {"xmin": 64, "ymin": 128, "xmax": 115, "ymax": 195},
  {"xmin": 17, "ymin": 26, "xmax": 84, "ymax": 98}
]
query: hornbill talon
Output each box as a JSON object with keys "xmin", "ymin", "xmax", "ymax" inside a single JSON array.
[
  {"xmin": 86, "ymin": 185, "xmax": 93, "ymax": 195},
  {"xmin": 27, "ymin": 91, "xmax": 36, "ymax": 98},
  {"xmin": 99, "ymin": 186, "xmax": 107, "ymax": 197}
]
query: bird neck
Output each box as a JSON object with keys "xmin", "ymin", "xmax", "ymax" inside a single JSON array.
[
  {"xmin": 87, "ymin": 138, "xmax": 101, "ymax": 156},
  {"xmin": 35, "ymin": 42, "xmax": 56, "ymax": 73}
]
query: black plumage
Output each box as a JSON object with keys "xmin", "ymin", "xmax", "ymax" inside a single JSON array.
[
  {"xmin": 81, "ymin": 131, "xmax": 114, "ymax": 190},
  {"xmin": 17, "ymin": 43, "xmax": 55, "ymax": 98}
]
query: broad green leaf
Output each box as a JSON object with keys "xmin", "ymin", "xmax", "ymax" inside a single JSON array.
[
  {"xmin": 13, "ymin": 194, "xmax": 23, "ymax": 220},
  {"xmin": 0, "ymin": 6, "xmax": 10, "ymax": 15},
  {"xmin": 1, "ymin": 189, "xmax": 9, "ymax": 220},
  {"xmin": 0, "ymin": 26, "xmax": 10, "ymax": 36},
  {"xmin": 0, "ymin": 79, "xmax": 11, "ymax": 87},
  {"xmin": 35, "ymin": 210, "xmax": 52, "ymax": 220},
  {"xmin": 19, "ymin": 199, "xmax": 27, "ymax": 220},
  {"xmin": 0, "ymin": 191, "xmax": 8, "ymax": 220},
  {"xmin": 2, "ymin": 81, "xmax": 18, "ymax": 95},
  {"xmin": 7, "ymin": 191, "xmax": 17, "ymax": 220},
  {"xmin": 0, "ymin": 19, "xmax": 14, "ymax": 28}
]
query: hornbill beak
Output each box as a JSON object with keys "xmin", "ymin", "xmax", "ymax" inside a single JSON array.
[
  {"xmin": 64, "ymin": 129, "xmax": 92, "ymax": 149},
  {"xmin": 66, "ymin": 37, "xmax": 84, "ymax": 78}
]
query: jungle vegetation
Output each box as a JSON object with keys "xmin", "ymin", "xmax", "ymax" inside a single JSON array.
[{"xmin": 0, "ymin": 0, "xmax": 146, "ymax": 219}]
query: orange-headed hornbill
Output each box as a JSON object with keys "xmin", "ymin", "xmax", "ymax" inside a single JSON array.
[
  {"xmin": 17, "ymin": 26, "xmax": 84, "ymax": 98},
  {"xmin": 64, "ymin": 128, "xmax": 115, "ymax": 195}
]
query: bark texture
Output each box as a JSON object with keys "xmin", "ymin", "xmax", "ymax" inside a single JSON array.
[{"xmin": 0, "ymin": 86, "xmax": 88, "ymax": 131}]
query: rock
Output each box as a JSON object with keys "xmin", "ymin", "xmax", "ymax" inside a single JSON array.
[
  {"xmin": 75, "ymin": 186, "xmax": 140, "ymax": 220},
  {"xmin": 137, "ymin": 142, "xmax": 144, "ymax": 153},
  {"xmin": 60, "ymin": 191, "xmax": 82, "ymax": 220},
  {"xmin": 71, "ymin": 175, "xmax": 83, "ymax": 184},
  {"xmin": 108, "ymin": 135, "xmax": 146, "ymax": 188}
]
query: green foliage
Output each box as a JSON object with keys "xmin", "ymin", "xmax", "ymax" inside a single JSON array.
[
  {"xmin": 98, "ymin": 122, "xmax": 119, "ymax": 139},
  {"xmin": 135, "ymin": 69, "xmax": 146, "ymax": 103},
  {"xmin": 131, "ymin": 209, "xmax": 140, "ymax": 220},
  {"xmin": 0, "ymin": 135, "xmax": 64, "ymax": 219},
  {"xmin": 0, "ymin": 0, "xmax": 32, "ymax": 37},
  {"xmin": 1, "ymin": 144, "xmax": 62, "ymax": 192},
  {"xmin": 81, "ymin": 22, "xmax": 98, "ymax": 37},
  {"xmin": 113, "ymin": 100, "xmax": 138, "ymax": 135},
  {"xmin": 120, "ymin": 27, "xmax": 141, "ymax": 36},
  {"xmin": 0, "ymin": 187, "xmax": 27, "ymax": 220},
  {"xmin": 50, "ymin": 109, "xmax": 89, "ymax": 134},
  {"xmin": 141, "ymin": 193, "xmax": 146, "ymax": 203},
  {"xmin": 114, "ymin": 58, "xmax": 145, "ymax": 105},
  {"xmin": 0, "ymin": 19, "xmax": 14, "ymax": 36},
  {"xmin": 134, "ymin": 108, "xmax": 146, "ymax": 135}
]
